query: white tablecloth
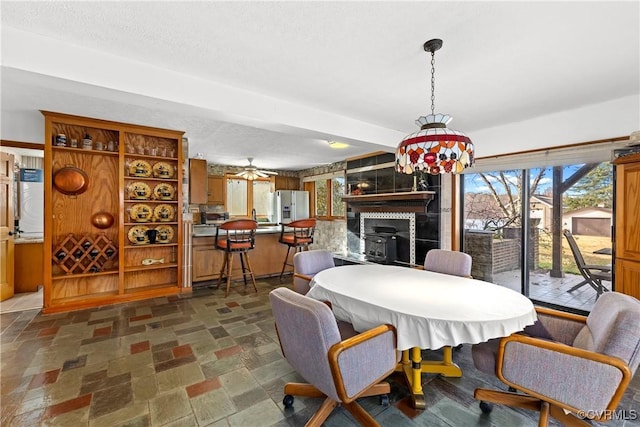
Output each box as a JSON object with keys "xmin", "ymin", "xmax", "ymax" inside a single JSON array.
[{"xmin": 307, "ymin": 264, "xmax": 537, "ymax": 351}]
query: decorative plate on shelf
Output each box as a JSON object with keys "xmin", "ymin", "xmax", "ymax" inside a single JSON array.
[
  {"xmin": 152, "ymin": 161, "xmax": 174, "ymax": 179},
  {"xmin": 153, "ymin": 204, "xmax": 175, "ymax": 222},
  {"xmin": 128, "ymin": 225, "xmax": 150, "ymax": 245},
  {"xmin": 128, "ymin": 159, "xmax": 152, "ymax": 177},
  {"xmin": 128, "ymin": 182, "xmax": 152, "ymax": 200},
  {"xmin": 129, "ymin": 204, "xmax": 153, "ymax": 222},
  {"xmin": 153, "ymin": 183, "xmax": 175, "ymax": 200},
  {"xmin": 155, "ymin": 225, "xmax": 174, "ymax": 243}
]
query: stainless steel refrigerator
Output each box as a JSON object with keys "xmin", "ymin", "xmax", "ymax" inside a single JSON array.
[
  {"xmin": 18, "ymin": 168, "xmax": 44, "ymax": 238},
  {"xmin": 275, "ymin": 190, "xmax": 309, "ymax": 224}
]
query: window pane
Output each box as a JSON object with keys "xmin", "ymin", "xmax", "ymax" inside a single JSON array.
[
  {"xmin": 252, "ymin": 180, "xmax": 274, "ymax": 222},
  {"xmin": 463, "ymin": 169, "xmax": 523, "ymax": 295},
  {"xmin": 529, "ymin": 163, "xmax": 612, "ymax": 311},
  {"xmin": 226, "ymin": 178, "xmax": 247, "ymax": 216},
  {"xmin": 316, "ymin": 179, "xmax": 327, "ymax": 216},
  {"xmin": 331, "ymin": 177, "xmax": 345, "ymax": 216}
]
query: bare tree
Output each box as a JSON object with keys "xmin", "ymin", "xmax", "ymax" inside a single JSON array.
[{"xmin": 465, "ymin": 169, "xmax": 547, "ymax": 233}]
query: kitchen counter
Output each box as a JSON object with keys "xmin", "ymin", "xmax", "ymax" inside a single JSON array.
[
  {"xmin": 192, "ymin": 224, "xmax": 282, "ymax": 237},
  {"xmin": 14, "ymin": 237, "xmax": 44, "ymax": 244},
  {"xmin": 191, "ymin": 228, "xmax": 289, "ymax": 282}
]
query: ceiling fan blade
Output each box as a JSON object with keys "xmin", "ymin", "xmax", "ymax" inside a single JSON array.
[{"xmin": 258, "ymin": 170, "xmax": 278, "ymax": 175}]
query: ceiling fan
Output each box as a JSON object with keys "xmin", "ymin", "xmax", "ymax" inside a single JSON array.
[{"xmin": 234, "ymin": 157, "xmax": 278, "ymax": 180}]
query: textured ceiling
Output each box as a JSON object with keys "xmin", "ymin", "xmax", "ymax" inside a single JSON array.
[{"xmin": 1, "ymin": 1, "xmax": 639, "ymax": 170}]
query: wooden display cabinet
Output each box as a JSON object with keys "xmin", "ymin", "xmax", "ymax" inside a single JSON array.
[
  {"xmin": 613, "ymin": 152, "xmax": 640, "ymax": 299},
  {"xmin": 43, "ymin": 111, "xmax": 185, "ymax": 313}
]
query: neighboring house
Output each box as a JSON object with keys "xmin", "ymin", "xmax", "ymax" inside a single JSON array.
[
  {"xmin": 530, "ymin": 195, "xmax": 553, "ymax": 231},
  {"xmin": 465, "ymin": 193, "xmax": 555, "ymax": 232},
  {"xmin": 562, "ymin": 207, "xmax": 612, "ymax": 237}
]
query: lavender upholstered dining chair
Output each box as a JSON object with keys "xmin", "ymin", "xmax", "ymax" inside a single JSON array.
[
  {"xmin": 269, "ymin": 287, "xmax": 398, "ymax": 426},
  {"xmin": 292, "ymin": 250, "xmax": 335, "ymax": 294},
  {"xmin": 423, "ymin": 249, "xmax": 473, "ymax": 278},
  {"xmin": 423, "ymin": 249, "xmax": 473, "ymax": 353},
  {"xmin": 472, "ymin": 292, "xmax": 640, "ymax": 427}
]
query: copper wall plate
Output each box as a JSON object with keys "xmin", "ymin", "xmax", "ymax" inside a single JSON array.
[
  {"xmin": 53, "ymin": 166, "xmax": 89, "ymax": 195},
  {"xmin": 91, "ymin": 212, "xmax": 115, "ymax": 229}
]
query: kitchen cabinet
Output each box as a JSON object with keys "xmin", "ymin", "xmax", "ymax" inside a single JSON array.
[
  {"xmin": 43, "ymin": 111, "xmax": 184, "ymax": 313},
  {"xmin": 189, "ymin": 159, "xmax": 208, "ymax": 205},
  {"xmin": 15, "ymin": 241, "xmax": 44, "ymax": 293},
  {"xmin": 192, "ymin": 236, "xmax": 223, "ymax": 282},
  {"xmin": 613, "ymin": 152, "xmax": 640, "ymax": 299},
  {"xmin": 275, "ymin": 175, "xmax": 300, "ymax": 191},
  {"xmin": 207, "ymin": 176, "xmax": 225, "ymax": 205}
]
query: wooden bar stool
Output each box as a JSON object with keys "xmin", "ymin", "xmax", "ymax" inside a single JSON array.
[
  {"xmin": 215, "ymin": 219, "xmax": 258, "ymax": 297},
  {"xmin": 278, "ymin": 218, "xmax": 316, "ymax": 281}
]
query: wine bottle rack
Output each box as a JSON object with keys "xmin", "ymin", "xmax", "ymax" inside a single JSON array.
[{"xmin": 52, "ymin": 233, "xmax": 118, "ymax": 274}]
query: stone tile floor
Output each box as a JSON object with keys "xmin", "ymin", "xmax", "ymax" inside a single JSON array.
[
  {"xmin": 0, "ymin": 287, "xmax": 44, "ymax": 315},
  {"xmin": 1, "ymin": 277, "xmax": 638, "ymax": 426}
]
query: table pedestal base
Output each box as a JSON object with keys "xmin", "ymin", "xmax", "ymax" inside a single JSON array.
[{"xmin": 396, "ymin": 346, "xmax": 463, "ymax": 409}]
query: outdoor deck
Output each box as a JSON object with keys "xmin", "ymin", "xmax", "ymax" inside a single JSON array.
[{"xmin": 494, "ymin": 269, "xmax": 609, "ymax": 312}]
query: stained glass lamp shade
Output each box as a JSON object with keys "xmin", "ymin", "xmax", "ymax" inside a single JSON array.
[
  {"xmin": 396, "ymin": 113, "xmax": 474, "ymax": 175},
  {"xmin": 395, "ymin": 39, "xmax": 475, "ymax": 176}
]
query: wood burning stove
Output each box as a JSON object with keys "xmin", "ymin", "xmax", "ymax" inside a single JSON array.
[{"xmin": 363, "ymin": 226, "xmax": 398, "ymax": 264}]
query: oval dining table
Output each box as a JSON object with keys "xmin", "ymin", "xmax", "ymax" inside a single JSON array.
[{"xmin": 306, "ymin": 264, "xmax": 537, "ymax": 409}]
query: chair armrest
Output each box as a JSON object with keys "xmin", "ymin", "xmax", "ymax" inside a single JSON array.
[
  {"xmin": 292, "ymin": 273, "xmax": 313, "ymax": 294},
  {"xmin": 328, "ymin": 324, "xmax": 398, "ymax": 403},
  {"xmin": 534, "ymin": 306, "xmax": 587, "ymax": 323},
  {"xmin": 293, "ymin": 273, "xmax": 312, "ymax": 283},
  {"xmin": 524, "ymin": 306, "xmax": 586, "ymax": 344},
  {"xmin": 496, "ymin": 334, "xmax": 632, "ymax": 417},
  {"xmin": 583, "ymin": 264, "xmax": 612, "ymax": 273}
]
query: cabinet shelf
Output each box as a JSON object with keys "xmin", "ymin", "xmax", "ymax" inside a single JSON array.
[
  {"xmin": 125, "ymin": 221, "xmax": 178, "ymax": 226},
  {"xmin": 124, "ymin": 200, "xmax": 178, "ymax": 205},
  {"xmin": 125, "ymin": 263, "xmax": 178, "ymax": 273},
  {"xmin": 124, "ymin": 176, "xmax": 178, "ymax": 183},
  {"xmin": 124, "ymin": 153, "xmax": 178, "ymax": 161},
  {"xmin": 52, "ymin": 290, "xmax": 119, "ymax": 303},
  {"xmin": 124, "ymin": 283, "xmax": 179, "ymax": 294},
  {"xmin": 124, "ymin": 243, "xmax": 178, "ymax": 249},
  {"xmin": 52, "ymin": 146, "xmax": 119, "ymax": 156},
  {"xmin": 52, "ymin": 269, "xmax": 119, "ymax": 281}
]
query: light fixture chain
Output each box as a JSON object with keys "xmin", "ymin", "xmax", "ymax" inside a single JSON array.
[{"xmin": 430, "ymin": 50, "xmax": 436, "ymax": 115}]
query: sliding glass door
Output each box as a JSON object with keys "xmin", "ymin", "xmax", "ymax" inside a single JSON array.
[{"xmin": 462, "ymin": 162, "xmax": 613, "ymax": 313}]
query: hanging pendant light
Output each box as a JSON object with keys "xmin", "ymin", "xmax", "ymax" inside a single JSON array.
[{"xmin": 395, "ymin": 39, "xmax": 474, "ymax": 178}]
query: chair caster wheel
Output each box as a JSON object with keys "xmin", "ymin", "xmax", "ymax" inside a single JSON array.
[
  {"xmin": 379, "ymin": 394, "xmax": 390, "ymax": 406},
  {"xmin": 283, "ymin": 395, "xmax": 294, "ymax": 408},
  {"xmin": 479, "ymin": 401, "xmax": 493, "ymax": 413},
  {"xmin": 508, "ymin": 386, "xmax": 516, "ymax": 392}
]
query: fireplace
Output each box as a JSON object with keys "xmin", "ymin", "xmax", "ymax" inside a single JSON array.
[
  {"xmin": 344, "ymin": 191, "xmax": 439, "ymax": 267},
  {"xmin": 363, "ymin": 226, "xmax": 398, "ymax": 264},
  {"xmin": 360, "ymin": 213, "xmax": 415, "ymax": 265}
]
